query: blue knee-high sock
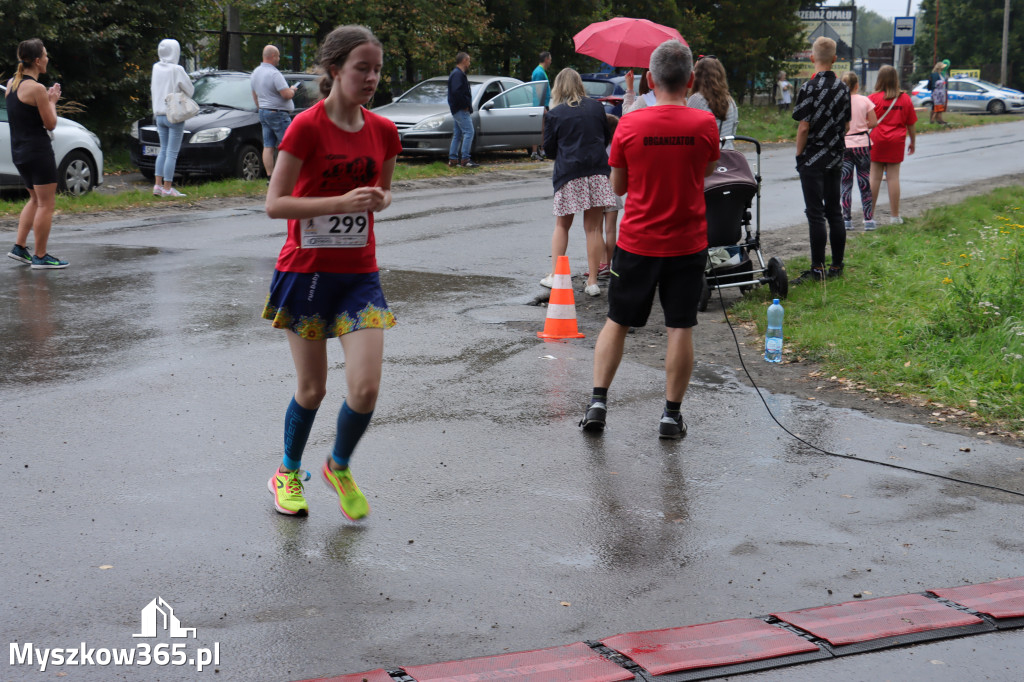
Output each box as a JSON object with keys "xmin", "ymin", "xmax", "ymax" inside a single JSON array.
[
  {"xmin": 282, "ymin": 397, "xmax": 318, "ymax": 471},
  {"xmin": 330, "ymin": 401, "xmax": 373, "ymax": 469}
]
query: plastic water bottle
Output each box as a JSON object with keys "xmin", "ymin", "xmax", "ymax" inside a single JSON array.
[{"xmin": 764, "ymin": 299, "xmax": 784, "ymax": 363}]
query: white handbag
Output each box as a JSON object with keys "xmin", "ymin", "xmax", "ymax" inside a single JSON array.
[{"xmin": 164, "ymin": 91, "xmax": 199, "ymax": 123}]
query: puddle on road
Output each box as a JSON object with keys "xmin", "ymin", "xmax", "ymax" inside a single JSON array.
[
  {"xmin": 0, "ymin": 245, "xmax": 162, "ymax": 386},
  {"xmin": 380, "ymin": 268, "xmax": 507, "ymax": 304}
]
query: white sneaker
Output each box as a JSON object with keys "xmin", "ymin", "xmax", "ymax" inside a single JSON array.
[
  {"xmin": 152, "ymin": 184, "xmax": 165, "ymax": 196},
  {"xmin": 890, "ymin": 216, "xmax": 903, "ymax": 225},
  {"xmin": 864, "ymin": 220, "xmax": 877, "ymax": 231},
  {"xmin": 584, "ymin": 283, "xmax": 601, "ymax": 297},
  {"xmin": 164, "ymin": 187, "xmax": 187, "ymax": 198},
  {"xmin": 844, "ymin": 220, "xmax": 853, "ymax": 230},
  {"xmin": 539, "ymin": 274, "xmax": 554, "ymax": 289}
]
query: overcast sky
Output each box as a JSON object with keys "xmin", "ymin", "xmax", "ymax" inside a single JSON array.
[{"xmin": 854, "ymin": 0, "xmax": 921, "ymax": 20}]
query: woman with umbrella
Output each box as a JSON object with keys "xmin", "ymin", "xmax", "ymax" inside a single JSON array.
[{"xmin": 539, "ymin": 68, "xmax": 615, "ymax": 297}]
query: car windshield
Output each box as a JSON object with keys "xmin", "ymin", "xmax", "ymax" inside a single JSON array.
[
  {"xmin": 399, "ymin": 80, "xmax": 482, "ymax": 104},
  {"xmin": 582, "ymin": 81, "xmax": 615, "ymax": 97},
  {"xmin": 193, "ymin": 75, "xmax": 257, "ymax": 110}
]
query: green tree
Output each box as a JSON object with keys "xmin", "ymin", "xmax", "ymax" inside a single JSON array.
[
  {"xmin": 853, "ymin": 6, "xmax": 894, "ymax": 53},
  {"xmin": 480, "ymin": 0, "xmax": 605, "ymax": 80},
  {"xmin": 0, "ymin": 0, "xmax": 204, "ymax": 146},
  {"xmin": 916, "ymin": 0, "xmax": 1022, "ymax": 87},
  {"xmin": 228, "ymin": 0, "xmax": 493, "ymax": 94},
  {"xmin": 690, "ymin": 0, "xmax": 805, "ymax": 103}
]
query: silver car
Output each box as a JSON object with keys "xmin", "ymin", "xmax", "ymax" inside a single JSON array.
[
  {"xmin": 0, "ymin": 84, "xmax": 104, "ymax": 195},
  {"xmin": 373, "ymin": 75, "xmax": 548, "ymax": 155}
]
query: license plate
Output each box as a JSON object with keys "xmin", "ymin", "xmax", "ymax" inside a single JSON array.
[{"xmin": 142, "ymin": 145, "xmax": 160, "ymax": 156}]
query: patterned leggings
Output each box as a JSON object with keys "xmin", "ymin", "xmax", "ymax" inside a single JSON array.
[{"xmin": 841, "ymin": 147, "xmax": 873, "ymax": 222}]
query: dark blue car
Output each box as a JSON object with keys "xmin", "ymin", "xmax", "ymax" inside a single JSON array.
[{"xmin": 580, "ymin": 73, "xmax": 628, "ymax": 117}]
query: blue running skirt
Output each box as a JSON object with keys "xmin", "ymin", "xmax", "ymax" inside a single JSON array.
[{"xmin": 262, "ymin": 270, "xmax": 396, "ymax": 340}]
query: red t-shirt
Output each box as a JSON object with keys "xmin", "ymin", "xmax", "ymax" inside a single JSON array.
[
  {"xmin": 868, "ymin": 92, "xmax": 917, "ymax": 145},
  {"xmin": 609, "ymin": 105, "xmax": 720, "ymax": 257},
  {"xmin": 274, "ymin": 101, "xmax": 401, "ymax": 274}
]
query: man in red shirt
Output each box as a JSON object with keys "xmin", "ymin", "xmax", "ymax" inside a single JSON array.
[{"xmin": 581, "ymin": 40, "xmax": 719, "ymax": 440}]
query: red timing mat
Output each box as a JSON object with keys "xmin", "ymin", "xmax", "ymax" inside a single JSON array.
[
  {"xmin": 601, "ymin": 618, "xmax": 819, "ymax": 675},
  {"xmin": 402, "ymin": 642, "xmax": 634, "ymax": 682},
  {"xmin": 772, "ymin": 594, "xmax": 983, "ymax": 646},
  {"xmin": 930, "ymin": 577, "xmax": 1024, "ymax": 619}
]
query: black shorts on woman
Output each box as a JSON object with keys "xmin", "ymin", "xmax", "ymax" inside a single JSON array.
[
  {"xmin": 607, "ymin": 247, "xmax": 707, "ymax": 329},
  {"xmin": 14, "ymin": 151, "xmax": 57, "ymax": 189}
]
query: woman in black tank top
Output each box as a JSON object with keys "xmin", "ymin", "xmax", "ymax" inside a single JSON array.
[{"xmin": 5, "ymin": 38, "xmax": 68, "ymax": 269}]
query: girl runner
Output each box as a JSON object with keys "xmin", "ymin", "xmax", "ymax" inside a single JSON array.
[{"xmin": 262, "ymin": 25, "xmax": 400, "ymax": 520}]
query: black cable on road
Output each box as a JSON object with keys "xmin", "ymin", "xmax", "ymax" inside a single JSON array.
[{"xmin": 710, "ymin": 274, "xmax": 1024, "ymax": 500}]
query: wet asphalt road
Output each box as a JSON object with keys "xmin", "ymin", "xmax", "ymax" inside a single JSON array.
[{"xmin": 2, "ymin": 124, "xmax": 1024, "ymax": 681}]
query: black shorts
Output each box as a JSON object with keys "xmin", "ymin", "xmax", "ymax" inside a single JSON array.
[
  {"xmin": 607, "ymin": 247, "xmax": 707, "ymax": 329},
  {"xmin": 15, "ymin": 150, "xmax": 58, "ymax": 189}
]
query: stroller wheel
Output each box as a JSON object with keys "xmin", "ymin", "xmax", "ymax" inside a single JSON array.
[
  {"xmin": 698, "ymin": 275, "xmax": 711, "ymax": 312},
  {"xmin": 767, "ymin": 257, "xmax": 788, "ymax": 299}
]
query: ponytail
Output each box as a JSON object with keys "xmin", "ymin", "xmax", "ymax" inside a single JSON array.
[{"xmin": 11, "ymin": 63, "xmax": 25, "ymax": 92}]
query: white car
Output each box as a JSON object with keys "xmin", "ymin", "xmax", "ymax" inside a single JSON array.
[{"xmin": 0, "ymin": 84, "xmax": 104, "ymax": 195}]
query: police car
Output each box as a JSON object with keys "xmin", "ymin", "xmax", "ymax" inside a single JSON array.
[{"xmin": 910, "ymin": 75, "xmax": 1024, "ymax": 115}]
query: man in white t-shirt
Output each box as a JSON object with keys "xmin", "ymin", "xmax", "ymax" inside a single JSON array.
[{"xmin": 251, "ymin": 45, "xmax": 296, "ymax": 178}]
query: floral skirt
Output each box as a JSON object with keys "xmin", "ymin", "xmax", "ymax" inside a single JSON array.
[
  {"xmin": 262, "ymin": 270, "xmax": 396, "ymax": 341},
  {"xmin": 553, "ymin": 174, "xmax": 617, "ymax": 216}
]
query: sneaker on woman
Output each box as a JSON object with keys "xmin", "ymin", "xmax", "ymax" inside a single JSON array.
[
  {"xmin": 30, "ymin": 254, "xmax": 69, "ymax": 270},
  {"xmin": 321, "ymin": 461, "xmax": 369, "ymax": 520},
  {"xmin": 163, "ymin": 187, "xmax": 187, "ymax": 197},
  {"xmin": 7, "ymin": 244, "xmax": 32, "ymax": 264},
  {"xmin": 268, "ymin": 468, "xmax": 309, "ymax": 516}
]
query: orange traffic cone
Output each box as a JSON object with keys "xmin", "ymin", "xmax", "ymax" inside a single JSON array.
[{"xmin": 537, "ymin": 255, "xmax": 585, "ymax": 340}]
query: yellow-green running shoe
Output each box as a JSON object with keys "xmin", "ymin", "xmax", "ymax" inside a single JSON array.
[
  {"xmin": 268, "ymin": 468, "xmax": 309, "ymax": 516},
  {"xmin": 321, "ymin": 462, "xmax": 369, "ymax": 521}
]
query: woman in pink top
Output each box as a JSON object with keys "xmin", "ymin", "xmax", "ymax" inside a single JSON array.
[{"xmin": 840, "ymin": 72, "xmax": 878, "ymax": 230}]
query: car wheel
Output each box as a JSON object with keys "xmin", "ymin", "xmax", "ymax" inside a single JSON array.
[
  {"xmin": 139, "ymin": 167, "xmax": 155, "ymax": 182},
  {"xmin": 235, "ymin": 144, "xmax": 264, "ymax": 181},
  {"xmin": 57, "ymin": 150, "xmax": 96, "ymax": 196},
  {"xmin": 987, "ymin": 99, "xmax": 1007, "ymax": 115}
]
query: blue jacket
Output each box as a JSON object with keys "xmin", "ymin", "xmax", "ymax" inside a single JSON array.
[
  {"xmin": 543, "ymin": 97, "xmax": 611, "ymax": 193},
  {"xmin": 448, "ymin": 67, "xmax": 471, "ymax": 114}
]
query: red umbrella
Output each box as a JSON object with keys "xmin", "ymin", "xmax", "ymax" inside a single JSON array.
[{"xmin": 573, "ymin": 17, "xmax": 688, "ymax": 68}]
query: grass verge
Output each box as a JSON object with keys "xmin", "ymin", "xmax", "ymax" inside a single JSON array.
[
  {"xmin": 731, "ymin": 185, "xmax": 1024, "ymax": 434},
  {"xmin": 0, "ymin": 158, "xmax": 515, "ymax": 219}
]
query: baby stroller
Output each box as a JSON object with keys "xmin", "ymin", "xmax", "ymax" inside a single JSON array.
[{"xmin": 699, "ymin": 135, "xmax": 788, "ymax": 311}]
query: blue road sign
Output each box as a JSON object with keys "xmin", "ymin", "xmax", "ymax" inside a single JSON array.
[{"xmin": 894, "ymin": 17, "xmax": 916, "ymax": 45}]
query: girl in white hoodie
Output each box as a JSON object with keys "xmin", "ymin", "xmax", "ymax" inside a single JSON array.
[{"xmin": 150, "ymin": 39, "xmax": 194, "ymax": 197}]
